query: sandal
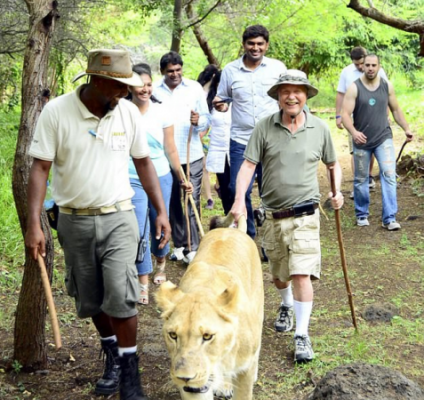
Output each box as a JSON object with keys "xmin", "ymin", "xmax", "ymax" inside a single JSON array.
[
  {"xmin": 138, "ymin": 283, "xmax": 149, "ymax": 305},
  {"xmin": 153, "ymin": 260, "xmax": 166, "ymax": 285}
]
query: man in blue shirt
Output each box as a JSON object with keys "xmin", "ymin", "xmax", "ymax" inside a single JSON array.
[{"xmin": 214, "ymin": 25, "xmax": 286, "ymax": 238}]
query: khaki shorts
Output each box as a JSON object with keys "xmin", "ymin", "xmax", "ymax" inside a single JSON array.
[
  {"xmin": 57, "ymin": 210, "xmax": 140, "ymax": 319},
  {"xmin": 261, "ymin": 209, "xmax": 321, "ymax": 282}
]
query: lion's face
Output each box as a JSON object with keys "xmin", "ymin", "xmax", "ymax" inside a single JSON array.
[{"xmin": 156, "ymin": 281, "xmax": 240, "ymax": 394}]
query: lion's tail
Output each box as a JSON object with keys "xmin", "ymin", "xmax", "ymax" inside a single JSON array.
[{"xmin": 209, "ymin": 214, "xmax": 247, "ymax": 234}]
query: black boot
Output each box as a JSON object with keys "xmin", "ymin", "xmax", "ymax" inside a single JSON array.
[
  {"xmin": 95, "ymin": 339, "xmax": 121, "ymax": 395},
  {"xmin": 119, "ymin": 352, "xmax": 148, "ymax": 400}
]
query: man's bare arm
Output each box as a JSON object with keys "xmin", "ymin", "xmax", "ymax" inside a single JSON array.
[
  {"xmin": 335, "ymin": 92, "xmax": 345, "ymax": 129},
  {"xmin": 387, "ymin": 82, "xmax": 414, "ymax": 142},
  {"xmin": 25, "ymin": 158, "xmax": 52, "ymax": 260},
  {"xmin": 230, "ymin": 160, "xmax": 257, "ymax": 221},
  {"xmin": 341, "ymin": 83, "xmax": 367, "ymax": 145}
]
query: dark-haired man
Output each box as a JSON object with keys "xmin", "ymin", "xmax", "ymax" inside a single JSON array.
[
  {"xmin": 214, "ymin": 25, "xmax": 286, "ymax": 239},
  {"xmin": 342, "ymin": 54, "xmax": 413, "ymax": 230},
  {"xmin": 26, "ymin": 49, "xmax": 171, "ymax": 400},
  {"xmin": 154, "ymin": 51, "xmax": 211, "ymax": 264},
  {"xmin": 336, "ymin": 46, "xmax": 389, "ymax": 198}
]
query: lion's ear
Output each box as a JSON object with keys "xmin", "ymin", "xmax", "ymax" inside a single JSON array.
[
  {"xmin": 217, "ymin": 283, "xmax": 241, "ymax": 322},
  {"xmin": 155, "ymin": 281, "xmax": 184, "ymax": 319}
]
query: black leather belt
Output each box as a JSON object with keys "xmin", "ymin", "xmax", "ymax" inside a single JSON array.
[{"xmin": 268, "ymin": 203, "xmax": 318, "ymax": 220}]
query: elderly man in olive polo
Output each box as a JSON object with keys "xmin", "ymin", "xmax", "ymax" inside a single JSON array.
[
  {"xmin": 25, "ymin": 49, "xmax": 170, "ymax": 400},
  {"xmin": 231, "ymin": 70, "xmax": 344, "ymax": 363}
]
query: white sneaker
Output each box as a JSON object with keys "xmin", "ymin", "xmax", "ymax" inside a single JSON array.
[
  {"xmin": 382, "ymin": 221, "xmax": 401, "ymax": 231},
  {"xmin": 349, "ymin": 191, "xmax": 354, "ymax": 200},
  {"xmin": 357, "ymin": 217, "xmax": 369, "ymax": 227},
  {"xmin": 294, "ymin": 334, "xmax": 314, "ymax": 363},
  {"xmin": 369, "ymin": 176, "xmax": 376, "ymax": 190},
  {"xmin": 169, "ymin": 247, "xmax": 184, "ymax": 261},
  {"xmin": 183, "ymin": 251, "xmax": 196, "ymax": 264}
]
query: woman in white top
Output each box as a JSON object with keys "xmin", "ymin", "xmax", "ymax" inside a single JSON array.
[
  {"xmin": 198, "ymin": 65, "xmax": 232, "ymax": 214},
  {"xmin": 128, "ymin": 63, "xmax": 192, "ymax": 305}
]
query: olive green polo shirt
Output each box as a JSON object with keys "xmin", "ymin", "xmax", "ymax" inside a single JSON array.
[{"xmin": 244, "ymin": 111, "xmax": 337, "ymax": 210}]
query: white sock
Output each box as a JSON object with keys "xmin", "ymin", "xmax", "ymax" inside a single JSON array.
[
  {"xmin": 278, "ymin": 285, "xmax": 294, "ymax": 307},
  {"xmin": 100, "ymin": 335, "xmax": 117, "ymax": 342},
  {"xmin": 294, "ymin": 300, "xmax": 313, "ymax": 337},
  {"xmin": 118, "ymin": 346, "xmax": 137, "ymax": 357}
]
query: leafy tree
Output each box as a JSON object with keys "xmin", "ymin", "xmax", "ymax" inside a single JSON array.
[{"xmin": 348, "ymin": 0, "xmax": 424, "ymax": 56}]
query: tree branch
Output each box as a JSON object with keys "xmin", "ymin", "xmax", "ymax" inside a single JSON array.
[
  {"xmin": 184, "ymin": 0, "xmax": 222, "ymax": 29},
  {"xmin": 347, "ymin": 0, "xmax": 424, "ymax": 56}
]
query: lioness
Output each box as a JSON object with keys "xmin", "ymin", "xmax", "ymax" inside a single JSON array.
[{"xmin": 156, "ymin": 222, "xmax": 264, "ymax": 400}]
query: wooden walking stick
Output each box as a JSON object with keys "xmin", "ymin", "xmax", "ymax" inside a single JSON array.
[
  {"xmin": 37, "ymin": 254, "xmax": 62, "ymax": 349},
  {"xmin": 185, "ymin": 125, "xmax": 193, "ymax": 251},
  {"xmin": 180, "ymin": 166, "xmax": 205, "ymax": 238},
  {"xmin": 329, "ymin": 167, "xmax": 358, "ymax": 331}
]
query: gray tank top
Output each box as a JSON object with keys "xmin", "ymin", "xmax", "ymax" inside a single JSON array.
[{"xmin": 353, "ymin": 78, "xmax": 392, "ymax": 150}]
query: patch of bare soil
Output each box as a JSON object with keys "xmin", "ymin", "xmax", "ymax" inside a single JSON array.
[
  {"xmin": 1, "ymin": 130, "xmax": 423, "ymax": 400},
  {"xmin": 305, "ymin": 363, "xmax": 424, "ymax": 400}
]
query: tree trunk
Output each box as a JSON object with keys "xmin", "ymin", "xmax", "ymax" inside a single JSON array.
[
  {"xmin": 348, "ymin": 0, "xmax": 424, "ymax": 56},
  {"xmin": 12, "ymin": 0, "xmax": 59, "ymax": 370},
  {"xmin": 185, "ymin": 2, "xmax": 220, "ymax": 67},
  {"xmin": 171, "ymin": 0, "xmax": 183, "ymax": 52}
]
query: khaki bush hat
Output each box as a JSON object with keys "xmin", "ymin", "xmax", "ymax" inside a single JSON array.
[
  {"xmin": 72, "ymin": 49, "xmax": 143, "ymax": 87},
  {"xmin": 268, "ymin": 69, "xmax": 318, "ymax": 100}
]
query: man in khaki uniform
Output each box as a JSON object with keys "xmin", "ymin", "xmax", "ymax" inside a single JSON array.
[
  {"xmin": 25, "ymin": 49, "xmax": 170, "ymax": 400},
  {"xmin": 231, "ymin": 70, "xmax": 344, "ymax": 363}
]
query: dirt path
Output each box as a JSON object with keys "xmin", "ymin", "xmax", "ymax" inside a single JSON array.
[{"xmin": 1, "ymin": 123, "xmax": 423, "ymax": 400}]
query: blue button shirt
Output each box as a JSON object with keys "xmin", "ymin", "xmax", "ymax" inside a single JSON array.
[{"xmin": 217, "ymin": 55, "xmax": 286, "ymax": 145}]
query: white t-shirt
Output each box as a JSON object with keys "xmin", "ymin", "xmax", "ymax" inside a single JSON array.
[
  {"xmin": 30, "ymin": 85, "xmax": 150, "ymax": 208},
  {"xmin": 337, "ymin": 63, "xmax": 389, "ymax": 94}
]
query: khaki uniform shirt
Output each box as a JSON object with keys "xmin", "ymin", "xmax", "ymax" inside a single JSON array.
[{"xmin": 30, "ymin": 85, "xmax": 150, "ymax": 209}]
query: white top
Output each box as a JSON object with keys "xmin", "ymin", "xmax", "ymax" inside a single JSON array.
[
  {"xmin": 30, "ymin": 85, "xmax": 150, "ymax": 208},
  {"xmin": 206, "ymin": 107, "xmax": 231, "ymax": 173},
  {"xmin": 128, "ymin": 100, "xmax": 174, "ymax": 179},
  {"xmin": 337, "ymin": 63, "xmax": 389, "ymax": 94},
  {"xmin": 153, "ymin": 77, "xmax": 211, "ymax": 164}
]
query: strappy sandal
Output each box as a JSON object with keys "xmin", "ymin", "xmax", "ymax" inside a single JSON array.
[
  {"xmin": 138, "ymin": 283, "xmax": 149, "ymax": 305},
  {"xmin": 153, "ymin": 260, "xmax": 166, "ymax": 285}
]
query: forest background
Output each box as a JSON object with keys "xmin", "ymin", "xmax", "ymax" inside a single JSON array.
[{"xmin": 0, "ymin": 0, "xmax": 423, "ymax": 398}]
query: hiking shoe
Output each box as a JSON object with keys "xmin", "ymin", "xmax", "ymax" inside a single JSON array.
[
  {"xmin": 274, "ymin": 305, "xmax": 294, "ymax": 332},
  {"xmin": 357, "ymin": 217, "xmax": 369, "ymax": 227},
  {"xmin": 382, "ymin": 221, "xmax": 401, "ymax": 231},
  {"xmin": 205, "ymin": 199, "xmax": 214, "ymax": 210},
  {"xmin": 369, "ymin": 176, "xmax": 376, "ymax": 190},
  {"xmin": 169, "ymin": 247, "xmax": 184, "ymax": 261},
  {"xmin": 294, "ymin": 334, "xmax": 314, "ymax": 363},
  {"xmin": 95, "ymin": 339, "xmax": 121, "ymax": 395},
  {"xmin": 183, "ymin": 251, "xmax": 196, "ymax": 264},
  {"xmin": 119, "ymin": 353, "xmax": 148, "ymax": 400}
]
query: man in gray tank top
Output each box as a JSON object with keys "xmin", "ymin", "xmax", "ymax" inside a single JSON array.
[{"xmin": 341, "ymin": 54, "xmax": 414, "ymax": 230}]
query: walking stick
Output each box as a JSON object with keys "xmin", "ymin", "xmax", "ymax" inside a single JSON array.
[
  {"xmin": 329, "ymin": 167, "xmax": 358, "ymax": 331},
  {"xmin": 180, "ymin": 166, "xmax": 205, "ymax": 238},
  {"xmin": 37, "ymin": 254, "xmax": 62, "ymax": 350},
  {"xmin": 396, "ymin": 139, "xmax": 408, "ymax": 164},
  {"xmin": 185, "ymin": 125, "xmax": 193, "ymax": 251}
]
